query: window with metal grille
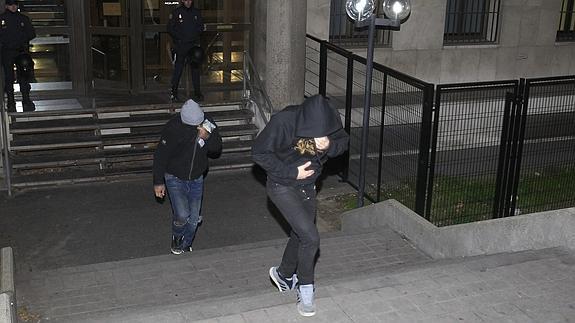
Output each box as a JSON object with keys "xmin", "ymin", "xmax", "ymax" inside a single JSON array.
[
  {"xmin": 329, "ymin": 0, "xmax": 391, "ymax": 47},
  {"xmin": 557, "ymin": 0, "xmax": 575, "ymax": 41},
  {"xmin": 444, "ymin": 0, "xmax": 501, "ymax": 45}
]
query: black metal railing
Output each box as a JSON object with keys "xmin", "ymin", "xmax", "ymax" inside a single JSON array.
[
  {"xmin": 306, "ymin": 35, "xmax": 434, "ymax": 215},
  {"xmin": 515, "ymin": 76, "xmax": 575, "ymax": 214},
  {"xmin": 306, "ymin": 35, "xmax": 575, "ymax": 227},
  {"xmin": 444, "ymin": 0, "xmax": 501, "ymax": 45},
  {"xmin": 431, "ymin": 81, "xmax": 519, "ymax": 225}
]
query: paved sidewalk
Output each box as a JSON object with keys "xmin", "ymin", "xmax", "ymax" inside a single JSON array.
[
  {"xmin": 0, "ymin": 168, "xmax": 352, "ymax": 273},
  {"xmin": 72, "ymin": 247, "xmax": 575, "ymax": 323},
  {"xmin": 17, "ymin": 227, "xmax": 429, "ymax": 321},
  {"xmin": 197, "ymin": 247, "xmax": 575, "ymax": 323}
]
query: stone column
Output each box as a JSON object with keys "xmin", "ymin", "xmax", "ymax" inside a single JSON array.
[{"xmin": 265, "ymin": 0, "xmax": 307, "ymax": 111}]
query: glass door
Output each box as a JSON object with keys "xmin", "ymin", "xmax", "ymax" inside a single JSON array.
[
  {"xmin": 17, "ymin": 0, "xmax": 73, "ymax": 92},
  {"xmin": 141, "ymin": 0, "xmax": 250, "ymax": 93},
  {"xmin": 88, "ymin": 0, "xmax": 131, "ymax": 92}
]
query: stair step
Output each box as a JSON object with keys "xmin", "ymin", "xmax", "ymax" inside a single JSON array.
[
  {"xmin": 12, "ymin": 141, "xmax": 253, "ymax": 170},
  {"xmin": 6, "ymin": 100, "xmax": 259, "ymax": 189},
  {"xmin": 9, "ymin": 109, "xmax": 253, "ymax": 135},
  {"xmin": 15, "ymin": 227, "xmax": 435, "ymax": 321}
]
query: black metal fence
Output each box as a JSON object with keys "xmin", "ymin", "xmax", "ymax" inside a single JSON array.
[
  {"xmin": 306, "ymin": 35, "xmax": 575, "ymax": 227},
  {"xmin": 306, "ymin": 35, "xmax": 434, "ymax": 215},
  {"xmin": 515, "ymin": 76, "xmax": 575, "ymax": 215}
]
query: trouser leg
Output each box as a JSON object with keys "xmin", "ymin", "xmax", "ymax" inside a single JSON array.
[
  {"xmin": 267, "ymin": 181, "xmax": 318, "ymax": 285},
  {"xmin": 190, "ymin": 63, "xmax": 201, "ymax": 95},
  {"xmin": 165, "ymin": 174, "xmax": 203, "ymax": 246},
  {"xmin": 2, "ymin": 53, "xmax": 16, "ymax": 111}
]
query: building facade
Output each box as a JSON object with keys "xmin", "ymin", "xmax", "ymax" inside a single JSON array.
[{"xmin": 307, "ymin": 0, "xmax": 575, "ymax": 84}]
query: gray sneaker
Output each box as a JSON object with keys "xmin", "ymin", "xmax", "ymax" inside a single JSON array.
[
  {"xmin": 297, "ymin": 284, "xmax": 316, "ymax": 317},
  {"xmin": 269, "ymin": 267, "xmax": 298, "ymax": 292}
]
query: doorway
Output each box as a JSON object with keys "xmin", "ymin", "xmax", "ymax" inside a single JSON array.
[{"xmin": 88, "ymin": 0, "xmax": 251, "ymax": 95}]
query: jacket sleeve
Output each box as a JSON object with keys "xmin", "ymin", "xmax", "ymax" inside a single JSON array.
[
  {"xmin": 251, "ymin": 117, "xmax": 298, "ymax": 180},
  {"xmin": 152, "ymin": 123, "xmax": 180, "ymax": 185},
  {"xmin": 195, "ymin": 9, "xmax": 204, "ymax": 35},
  {"xmin": 326, "ymin": 128, "xmax": 349, "ymax": 158},
  {"xmin": 167, "ymin": 11, "xmax": 177, "ymax": 41},
  {"xmin": 206, "ymin": 119, "xmax": 222, "ymax": 157},
  {"xmin": 24, "ymin": 16, "xmax": 36, "ymax": 42}
]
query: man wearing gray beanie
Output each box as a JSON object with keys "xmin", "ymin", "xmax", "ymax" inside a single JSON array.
[{"xmin": 152, "ymin": 99, "xmax": 222, "ymax": 254}]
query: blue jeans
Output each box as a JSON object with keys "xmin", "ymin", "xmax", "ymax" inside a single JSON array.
[
  {"xmin": 165, "ymin": 173, "xmax": 204, "ymax": 248},
  {"xmin": 266, "ymin": 180, "xmax": 318, "ymax": 285}
]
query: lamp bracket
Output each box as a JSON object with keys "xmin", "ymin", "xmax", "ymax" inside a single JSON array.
[{"xmin": 355, "ymin": 17, "xmax": 401, "ymax": 31}]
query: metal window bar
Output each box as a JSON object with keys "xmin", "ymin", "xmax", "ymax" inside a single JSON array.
[
  {"xmin": 557, "ymin": 0, "xmax": 575, "ymax": 41},
  {"xmin": 329, "ymin": 0, "xmax": 391, "ymax": 47},
  {"xmin": 444, "ymin": 0, "xmax": 501, "ymax": 45}
]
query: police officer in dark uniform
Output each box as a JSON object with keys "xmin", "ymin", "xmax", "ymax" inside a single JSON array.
[
  {"xmin": 168, "ymin": 0, "xmax": 204, "ymax": 103},
  {"xmin": 0, "ymin": 0, "xmax": 36, "ymax": 112}
]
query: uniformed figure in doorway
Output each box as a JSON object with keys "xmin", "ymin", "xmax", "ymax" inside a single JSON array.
[
  {"xmin": 167, "ymin": 0, "xmax": 204, "ymax": 103},
  {"xmin": 0, "ymin": 0, "xmax": 36, "ymax": 112}
]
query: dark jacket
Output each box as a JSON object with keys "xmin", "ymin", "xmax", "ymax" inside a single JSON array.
[
  {"xmin": 252, "ymin": 95, "xmax": 349, "ymax": 187},
  {"xmin": 153, "ymin": 114, "xmax": 222, "ymax": 185},
  {"xmin": 167, "ymin": 5, "xmax": 203, "ymax": 45},
  {"xmin": 0, "ymin": 10, "xmax": 36, "ymax": 51}
]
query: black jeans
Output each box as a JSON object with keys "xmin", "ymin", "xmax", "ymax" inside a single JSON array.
[{"xmin": 267, "ymin": 180, "xmax": 318, "ymax": 285}]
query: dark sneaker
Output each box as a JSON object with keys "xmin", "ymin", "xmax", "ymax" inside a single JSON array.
[
  {"xmin": 171, "ymin": 236, "xmax": 184, "ymax": 255},
  {"xmin": 269, "ymin": 267, "xmax": 298, "ymax": 292},
  {"xmin": 22, "ymin": 100, "xmax": 36, "ymax": 112},
  {"xmin": 297, "ymin": 284, "xmax": 316, "ymax": 317},
  {"xmin": 6, "ymin": 100, "xmax": 16, "ymax": 112}
]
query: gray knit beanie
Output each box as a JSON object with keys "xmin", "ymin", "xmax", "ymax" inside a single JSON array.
[{"xmin": 180, "ymin": 99, "xmax": 204, "ymax": 126}]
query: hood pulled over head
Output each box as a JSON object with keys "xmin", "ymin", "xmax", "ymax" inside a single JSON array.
[{"xmin": 295, "ymin": 95, "xmax": 342, "ymax": 138}]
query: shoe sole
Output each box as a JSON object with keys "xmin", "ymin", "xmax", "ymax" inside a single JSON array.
[
  {"xmin": 171, "ymin": 248, "xmax": 184, "ymax": 255},
  {"xmin": 297, "ymin": 307, "xmax": 316, "ymax": 317},
  {"xmin": 269, "ymin": 267, "xmax": 287, "ymax": 293}
]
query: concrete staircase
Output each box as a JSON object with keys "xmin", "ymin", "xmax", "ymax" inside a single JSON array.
[
  {"xmin": 5, "ymin": 101, "xmax": 257, "ymax": 190},
  {"xmin": 15, "ymin": 227, "xmax": 430, "ymax": 321},
  {"xmin": 14, "ymin": 227, "xmax": 575, "ymax": 322}
]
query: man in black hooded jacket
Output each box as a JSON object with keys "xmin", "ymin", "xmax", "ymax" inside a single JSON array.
[{"xmin": 252, "ymin": 95, "xmax": 349, "ymax": 317}]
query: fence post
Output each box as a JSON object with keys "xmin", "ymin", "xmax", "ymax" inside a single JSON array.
[
  {"xmin": 415, "ymin": 84, "xmax": 435, "ymax": 217},
  {"xmin": 375, "ymin": 74, "xmax": 388, "ymax": 202},
  {"xmin": 424, "ymin": 85, "xmax": 441, "ymax": 219},
  {"xmin": 318, "ymin": 41, "xmax": 327, "ymax": 97},
  {"xmin": 507, "ymin": 78, "xmax": 528, "ymax": 217},
  {"xmin": 493, "ymin": 91, "xmax": 515, "ymax": 218},
  {"xmin": 342, "ymin": 54, "xmax": 354, "ymax": 182}
]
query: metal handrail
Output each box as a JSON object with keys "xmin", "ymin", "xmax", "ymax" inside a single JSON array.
[
  {"xmin": 202, "ymin": 32, "xmax": 222, "ymax": 74},
  {"xmin": 0, "ymin": 74, "xmax": 13, "ymax": 197},
  {"xmin": 242, "ymin": 51, "xmax": 273, "ymax": 125}
]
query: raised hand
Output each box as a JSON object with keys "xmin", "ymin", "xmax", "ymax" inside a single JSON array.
[{"xmin": 297, "ymin": 161, "xmax": 314, "ymax": 179}]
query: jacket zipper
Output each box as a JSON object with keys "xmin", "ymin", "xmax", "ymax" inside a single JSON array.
[{"xmin": 188, "ymin": 134, "xmax": 199, "ymax": 180}]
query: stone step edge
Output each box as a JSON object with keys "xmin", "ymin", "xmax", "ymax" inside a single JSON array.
[
  {"xmin": 57, "ymin": 247, "xmax": 567, "ymax": 323},
  {"xmin": 16, "ymin": 228, "xmax": 390, "ymax": 279}
]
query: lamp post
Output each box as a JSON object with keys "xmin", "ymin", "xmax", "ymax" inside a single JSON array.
[{"xmin": 346, "ymin": 0, "xmax": 411, "ymax": 207}]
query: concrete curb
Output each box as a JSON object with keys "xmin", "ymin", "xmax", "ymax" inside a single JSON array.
[
  {"xmin": 0, "ymin": 247, "xmax": 16, "ymax": 323},
  {"xmin": 342, "ymin": 199, "xmax": 575, "ymax": 259}
]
